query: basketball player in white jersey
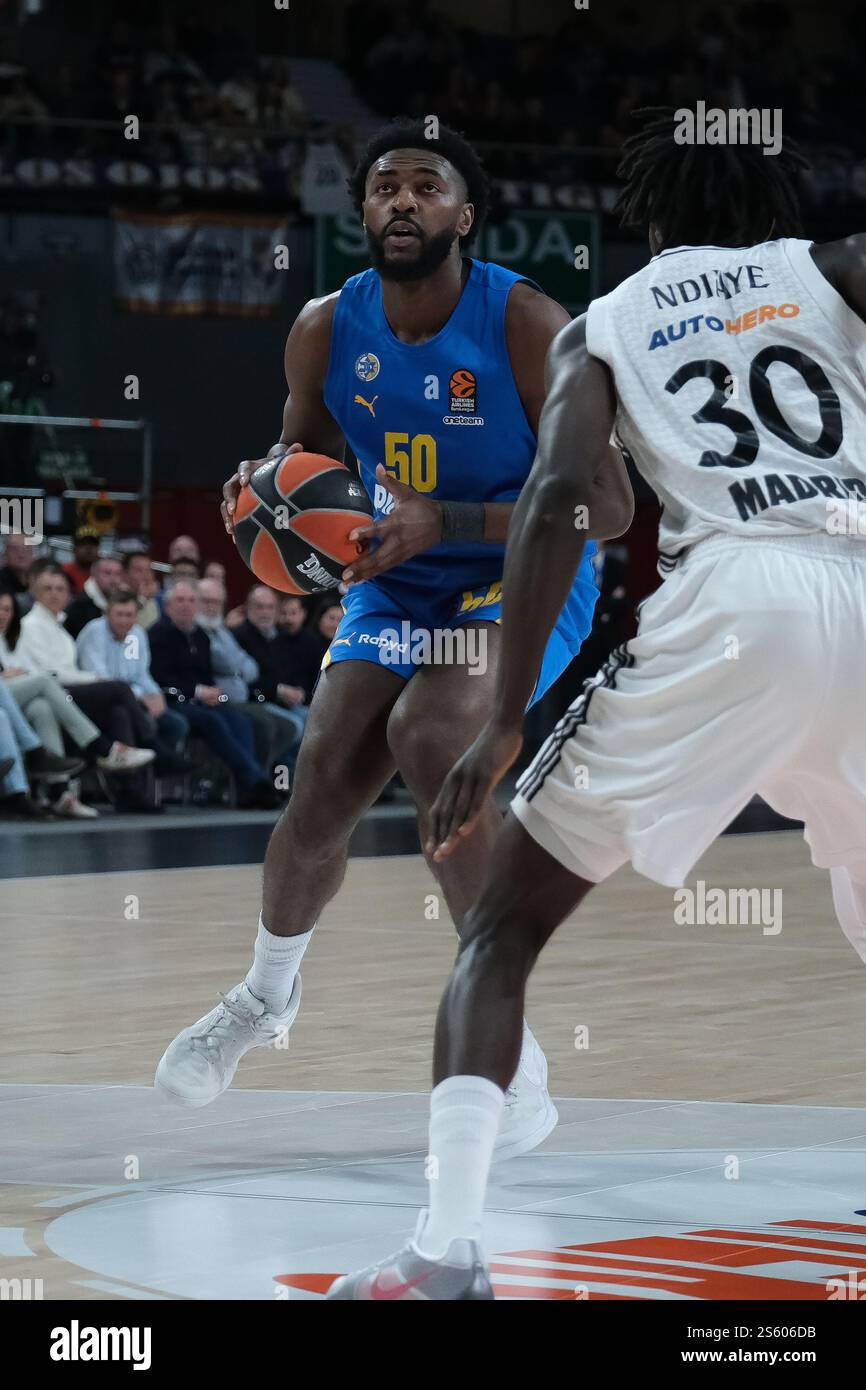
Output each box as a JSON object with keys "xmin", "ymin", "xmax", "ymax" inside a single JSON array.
[{"xmin": 328, "ymin": 109, "xmax": 866, "ymax": 1298}]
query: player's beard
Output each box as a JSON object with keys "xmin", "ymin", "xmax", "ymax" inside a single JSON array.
[{"xmin": 366, "ymin": 224, "xmax": 456, "ymax": 283}]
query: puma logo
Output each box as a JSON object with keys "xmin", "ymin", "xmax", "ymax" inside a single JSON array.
[
  {"xmin": 354, "ymin": 393, "xmax": 379, "ymax": 418},
  {"xmin": 330, "ymin": 630, "xmax": 356, "ymax": 649}
]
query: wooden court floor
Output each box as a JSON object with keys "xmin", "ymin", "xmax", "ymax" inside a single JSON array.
[
  {"xmin": 2, "ymin": 828, "xmax": 866, "ymax": 1300},
  {"xmin": 2, "ymin": 828, "xmax": 863, "ymax": 1105}
]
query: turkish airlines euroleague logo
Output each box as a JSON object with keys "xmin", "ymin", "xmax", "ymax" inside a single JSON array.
[{"xmin": 449, "ymin": 368, "xmax": 477, "ymax": 414}]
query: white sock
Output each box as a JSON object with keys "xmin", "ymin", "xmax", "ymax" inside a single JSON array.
[
  {"xmin": 417, "ymin": 1075, "xmax": 504, "ymax": 1258},
  {"xmin": 244, "ymin": 915, "xmax": 314, "ymax": 1013}
]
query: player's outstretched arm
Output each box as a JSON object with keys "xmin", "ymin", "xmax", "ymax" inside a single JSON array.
[
  {"xmin": 221, "ymin": 294, "xmax": 344, "ymax": 536},
  {"xmin": 428, "ymin": 314, "xmax": 618, "ymax": 859}
]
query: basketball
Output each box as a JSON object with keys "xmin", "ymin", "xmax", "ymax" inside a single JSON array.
[{"xmin": 233, "ymin": 452, "xmax": 374, "ymax": 594}]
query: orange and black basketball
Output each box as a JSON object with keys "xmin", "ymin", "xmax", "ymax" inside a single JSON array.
[{"xmin": 233, "ymin": 452, "xmax": 373, "ymax": 595}]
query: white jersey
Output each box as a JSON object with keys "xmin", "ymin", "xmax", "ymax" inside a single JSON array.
[{"xmin": 586, "ymin": 238, "xmax": 866, "ymax": 568}]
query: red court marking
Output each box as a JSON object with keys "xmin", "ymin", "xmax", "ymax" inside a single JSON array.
[
  {"xmin": 275, "ymin": 1273, "xmax": 337, "ymax": 1293},
  {"xmin": 275, "ymin": 1219, "xmax": 866, "ymax": 1300},
  {"xmin": 693, "ymin": 1228, "xmax": 866, "ymax": 1257},
  {"xmin": 774, "ymin": 1220, "xmax": 866, "ymax": 1236}
]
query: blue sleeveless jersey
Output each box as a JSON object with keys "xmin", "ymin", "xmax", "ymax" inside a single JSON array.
[{"xmin": 323, "ymin": 258, "xmax": 597, "ymax": 654}]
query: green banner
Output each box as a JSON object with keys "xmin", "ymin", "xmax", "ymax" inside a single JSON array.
[{"xmin": 315, "ymin": 210, "xmax": 598, "ymax": 313}]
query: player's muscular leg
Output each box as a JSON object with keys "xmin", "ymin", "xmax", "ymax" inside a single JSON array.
[
  {"xmin": 261, "ymin": 660, "xmax": 402, "ymax": 936},
  {"xmin": 434, "ymin": 813, "xmax": 593, "ymax": 1087},
  {"xmin": 385, "ymin": 621, "xmax": 503, "ymax": 931}
]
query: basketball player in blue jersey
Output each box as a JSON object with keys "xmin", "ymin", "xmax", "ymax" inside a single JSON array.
[{"xmin": 155, "ymin": 120, "xmax": 633, "ymax": 1158}]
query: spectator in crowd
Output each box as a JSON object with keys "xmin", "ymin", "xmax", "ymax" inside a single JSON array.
[
  {"xmin": 169, "ymin": 557, "xmax": 201, "ymax": 582},
  {"xmin": 123, "ymin": 550, "xmax": 161, "ymax": 629},
  {"xmin": 198, "ymin": 577, "xmax": 305, "ymax": 776},
  {"xmin": 76, "ymin": 590, "xmax": 190, "ymax": 778},
  {"xmin": 0, "ymin": 533, "xmax": 38, "ymax": 611},
  {"xmin": 235, "ymin": 585, "xmax": 313, "ymax": 743},
  {"xmin": 0, "ymin": 584, "xmax": 101, "ymax": 817},
  {"xmin": 0, "ymin": 660, "xmax": 90, "ymax": 818},
  {"xmin": 167, "ymin": 534, "xmax": 201, "ymax": 568},
  {"xmin": 19, "ymin": 563, "xmax": 157, "ymax": 780},
  {"xmin": 276, "ymin": 594, "xmax": 322, "ymax": 703},
  {"xmin": 64, "ymin": 553, "xmax": 124, "ymax": 638},
  {"xmin": 147, "ymin": 580, "xmax": 280, "ymax": 809},
  {"xmin": 0, "ymin": 679, "xmax": 52, "ymax": 818},
  {"xmin": 311, "ymin": 596, "xmax": 345, "ymax": 659},
  {"xmin": 62, "ymin": 528, "xmax": 100, "ymax": 595},
  {"xmin": 203, "ymin": 560, "xmax": 226, "ymax": 585}
]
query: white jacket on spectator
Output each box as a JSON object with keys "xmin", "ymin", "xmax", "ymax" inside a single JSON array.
[{"xmin": 19, "ymin": 601, "xmax": 96, "ymax": 684}]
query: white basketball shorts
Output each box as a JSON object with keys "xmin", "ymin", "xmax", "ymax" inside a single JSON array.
[{"xmin": 513, "ymin": 532, "xmax": 866, "ymax": 888}]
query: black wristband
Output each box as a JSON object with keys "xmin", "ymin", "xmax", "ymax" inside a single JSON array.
[{"xmin": 440, "ymin": 500, "xmax": 485, "ymax": 544}]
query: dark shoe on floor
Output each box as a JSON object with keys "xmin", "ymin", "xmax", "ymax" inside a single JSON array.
[
  {"xmin": 0, "ymin": 793, "xmax": 52, "ymax": 819},
  {"xmin": 25, "ymin": 747, "xmax": 86, "ymax": 781}
]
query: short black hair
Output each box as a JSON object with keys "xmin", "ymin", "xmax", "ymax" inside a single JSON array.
[
  {"xmin": 348, "ymin": 117, "xmax": 490, "ymax": 250},
  {"xmin": 616, "ymin": 107, "xmax": 808, "ymax": 248},
  {"xmin": 123, "ymin": 549, "xmax": 151, "ymax": 567}
]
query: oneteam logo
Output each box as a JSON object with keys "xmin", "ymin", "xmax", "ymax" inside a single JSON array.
[{"xmin": 49, "ymin": 1321, "xmax": 152, "ymax": 1371}]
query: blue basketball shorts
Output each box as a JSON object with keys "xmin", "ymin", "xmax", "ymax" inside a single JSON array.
[{"xmin": 320, "ymin": 576, "xmax": 585, "ymax": 709}]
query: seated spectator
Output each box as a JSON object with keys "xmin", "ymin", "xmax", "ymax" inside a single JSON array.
[
  {"xmin": 123, "ymin": 550, "xmax": 161, "ymax": 629},
  {"xmin": 147, "ymin": 580, "xmax": 279, "ymax": 809},
  {"xmin": 19, "ymin": 564, "xmax": 157, "ymax": 785},
  {"xmin": 168, "ymin": 534, "xmax": 201, "ymax": 568},
  {"xmin": 236, "ymin": 586, "xmax": 319, "ymax": 719},
  {"xmin": 170, "ymin": 557, "xmax": 201, "ymax": 582},
  {"xmin": 62, "ymin": 528, "xmax": 100, "ymax": 595},
  {"xmin": 0, "ymin": 668, "xmax": 88, "ymax": 819},
  {"xmin": 203, "ymin": 560, "xmax": 226, "ymax": 585},
  {"xmin": 311, "ymin": 596, "xmax": 345, "ymax": 659},
  {"xmin": 0, "ymin": 584, "xmax": 101, "ymax": 817},
  {"xmin": 64, "ymin": 553, "xmax": 124, "ymax": 638},
  {"xmin": 276, "ymin": 594, "xmax": 324, "ymax": 701},
  {"xmin": 197, "ymin": 578, "xmax": 304, "ymax": 777},
  {"xmin": 0, "ymin": 533, "xmax": 38, "ymax": 613},
  {"xmin": 76, "ymin": 591, "xmax": 190, "ymax": 795}
]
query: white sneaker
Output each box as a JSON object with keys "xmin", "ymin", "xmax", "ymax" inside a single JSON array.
[
  {"xmin": 154, "ymin": 976, "xmax": 302, "ymax": 1107},
  {"xmin": 494, "ymin": 1023, "xmax": 558, "ymax": 1160},
  {"xmin": 97, "ymin": 742, "xmax": 155, "ymax": 773},
  {"xmin": 53, "ymin": 789, "xmax": 100, "ymax": 819}
]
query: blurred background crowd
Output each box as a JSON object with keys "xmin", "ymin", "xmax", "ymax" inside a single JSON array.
[
  {"xmin": 0, "ymin": 0, "xmax": 862, "ymax": 207},
  {"xmin": 0, "ymin": 526, "xmax": 344, "ymax": 818}
]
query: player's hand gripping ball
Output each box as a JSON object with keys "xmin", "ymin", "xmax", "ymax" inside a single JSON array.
[{"xmin": 233, "ymin": 452, "xmax": 373, "ymax": 594}]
